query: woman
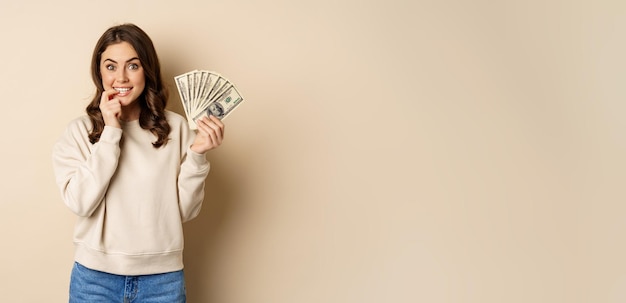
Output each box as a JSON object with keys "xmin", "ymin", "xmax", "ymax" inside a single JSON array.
[{"xmin": 52, "ymin": 23, "xmax": 224, "ymax": 302}]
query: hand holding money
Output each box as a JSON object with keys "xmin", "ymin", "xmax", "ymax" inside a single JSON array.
[
  {"xmin": 174, "ymin": 70, "xmax": 244, "ymax": 129},
  {"xmin": 190, "ymin": 115, "xmax": 225, "ymax": 153}
]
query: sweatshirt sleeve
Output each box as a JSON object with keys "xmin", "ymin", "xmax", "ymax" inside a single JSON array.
[
  {"xmin": 52, "ymin": 121, "xmax": 122, "ymax": 217},
  {"xmin": 177, "ymin": 134, "xmax": 211, "ymax": 222}
]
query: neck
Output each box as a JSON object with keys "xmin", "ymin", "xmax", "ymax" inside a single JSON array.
[{"xmin": 120, "ymin": 103, "xmax": 141, "ymax": 122}]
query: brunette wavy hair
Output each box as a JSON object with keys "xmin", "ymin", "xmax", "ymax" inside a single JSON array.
[{"xmin": 86, "ymin": 23, "xmax": 170, "ymax": 148}]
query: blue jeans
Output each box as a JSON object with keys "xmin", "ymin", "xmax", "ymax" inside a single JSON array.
[{"xmin": 69, "ymin": 262, "xmax": 186, "ymax": 303}]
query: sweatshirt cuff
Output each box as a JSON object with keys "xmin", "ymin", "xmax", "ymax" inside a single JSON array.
[
  {"xmin": 186, "ymin": 147, "xmax": 210, "ymax": 167},
  {"xmin": 100, "ymin": 126, "xmax": 123, "ymax": 144}
]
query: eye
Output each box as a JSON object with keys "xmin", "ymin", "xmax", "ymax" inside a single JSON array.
[
  {"xmin": 105, "ymin": 64, "xmax": 116, "ymax": 71},
  {"xmin": 128, "ymin": 63, "xmax": 140, "ymax": 70}
]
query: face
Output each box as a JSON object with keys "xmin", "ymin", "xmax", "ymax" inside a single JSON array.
[
  {"xmin": 209, "ymin": 103, "xmax": 223, "ymax": 116},
  {"xmin": 100, "ymin": 41, "xmax": 145, "ymax": 106}
]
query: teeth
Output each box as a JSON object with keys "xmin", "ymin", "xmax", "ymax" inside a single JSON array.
[{"xmin": 114, "ymin": 87, "xmax": 131, "ymax": 93}]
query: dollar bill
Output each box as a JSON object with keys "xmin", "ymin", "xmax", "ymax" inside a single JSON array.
[
  {"xmin": 174, "ymin": 70, "xmax": 244, "ymax": 129},
  {"xmin": 194, "ymin": 72, "xmax": 221, "ymax": 117},
  {"xmin": 174, "ymin": 73, "xmax": 192, "ymax": 124},
  {"xmin": 195, "ymin": 84, "xmax": 244, "ymax": 121}
]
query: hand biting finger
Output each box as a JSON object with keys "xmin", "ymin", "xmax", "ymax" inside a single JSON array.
[{"xmin": 101, "ymin": 88, "xmax": 120, "ymax": 103}]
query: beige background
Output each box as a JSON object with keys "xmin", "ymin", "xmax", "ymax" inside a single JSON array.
[{"xmin": 0, "ymin": 0, "xmax": 624, "ymax": 302}]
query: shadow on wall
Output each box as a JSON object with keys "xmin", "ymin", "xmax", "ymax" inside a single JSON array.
[
  {"xmin": 162, "ymin": 77, "xmax": 240, "ymax": 303},
  {"xmin": 160, "ymin": 47, "xmax": 244, "ymax": 301},
  {"xmin": 183, "ymin": 162, "xmax": 239, "ymax": 302}
]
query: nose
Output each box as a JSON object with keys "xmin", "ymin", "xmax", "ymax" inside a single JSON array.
[{"xmin": 116, "ymin": 68, "xmax": 128, "ymax": 83}]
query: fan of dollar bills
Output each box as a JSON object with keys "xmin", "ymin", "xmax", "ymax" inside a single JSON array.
[{"xmin": 174, "ymin": 70, "xmax": 244, "ymax": 129}]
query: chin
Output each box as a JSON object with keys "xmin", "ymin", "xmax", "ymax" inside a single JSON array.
[{"xmin": 120, "ymin": 97, "xmax": 140, "ymax": 106}]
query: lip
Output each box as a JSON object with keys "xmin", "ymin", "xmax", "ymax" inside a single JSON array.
[{"xmin": 113, "ymin": 87, "xmax": 133, "ymax": 97}]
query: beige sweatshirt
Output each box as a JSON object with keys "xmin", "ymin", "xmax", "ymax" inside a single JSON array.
[{"xmin": 52, "ymin": 110, "xmax": 210, "ymax": 276}]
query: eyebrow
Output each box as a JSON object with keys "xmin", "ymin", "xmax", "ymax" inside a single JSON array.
[{"xmin": 103, "ymin": 57, "xmax": 140, "ymax": 64}]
